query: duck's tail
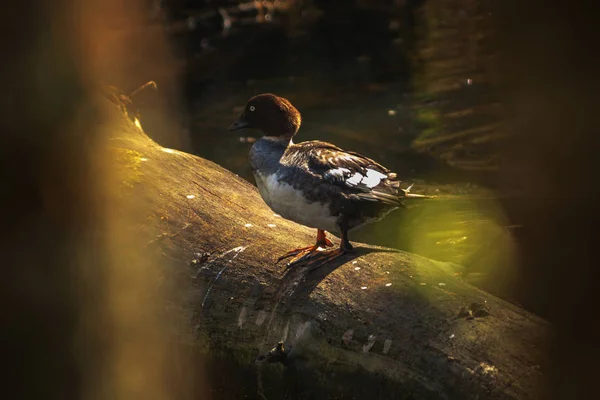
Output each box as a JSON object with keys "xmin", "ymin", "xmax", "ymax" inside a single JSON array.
[{"xmin": 354, "ymin": 182, "xmax": 435, "ymax": 207}]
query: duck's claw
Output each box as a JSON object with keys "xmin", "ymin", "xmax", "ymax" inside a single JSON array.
[
  {"xmin": 284, "ymin": 248, "xmax": 346, "ymax": 270},
  {"xmin": 276, "ymin": 245, "xmax": 319, "ymax": 263},
  {"xmin": 277, "ymin": 230, "xmax": 336, "ymax": 266}
]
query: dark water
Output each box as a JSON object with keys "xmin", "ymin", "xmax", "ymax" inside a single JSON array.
[{"xmin": 147, "ymin": 0, "xmax": 531, "ymax": 314}]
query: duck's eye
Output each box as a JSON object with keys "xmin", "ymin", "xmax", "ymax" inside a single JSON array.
[{"xmin": 249, "ymin": 105, "xmax": 256, "ymax": 112}]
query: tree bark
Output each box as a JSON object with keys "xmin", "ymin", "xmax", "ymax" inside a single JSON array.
[{"xmin": 105, "ymin": 103, "xmax": 548, "ymax": 400}]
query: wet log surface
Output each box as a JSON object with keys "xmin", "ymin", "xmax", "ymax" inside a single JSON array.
[{"xmin": 106, "ymin": 104, "xmax": 547, "ymax": 400}]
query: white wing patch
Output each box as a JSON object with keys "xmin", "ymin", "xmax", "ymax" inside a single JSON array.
[
  {"xmin": 323, "ymin": 167, "xmax": 352, "ymax": 181},
  {"xmin": 325, "ymin": 167, "xmax": 387, "ymax": 188},
  {"xmin": 363, "ymin": 169, "xmax": 388, "ymax": 188},
  {"xmin": 324, "ymin": 168, "xmax": 387, "ymax": 188},
  {"xmin": 324, "ymin": 168, "xmax": 350, "ymax": 179},
  {"xmin": 346, "ymin": 172, "xmax": 363, "ymax": 186}
]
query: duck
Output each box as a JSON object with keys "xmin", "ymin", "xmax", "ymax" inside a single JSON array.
[{"xmin": 229, "ymin": 93, "xmax": 431, "ymax": 268}]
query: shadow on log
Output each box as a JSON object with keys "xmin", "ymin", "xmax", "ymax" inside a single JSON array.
[{"xmin": 105, "ymin": 101, "xmax": 548, "ymax": 400}]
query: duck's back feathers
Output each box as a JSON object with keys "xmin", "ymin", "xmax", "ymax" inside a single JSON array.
[{"xmin": 283, "ymin": 141, "xmax": 406, "ymax": 207}]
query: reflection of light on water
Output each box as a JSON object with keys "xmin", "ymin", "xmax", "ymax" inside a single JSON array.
[
  {"xmin": 401, "ymin": 194, "xmax": 518, "ymax": 296},
  {"xmin": 405, "ymin": 194, "xmax": 515, "ymax": 266},
  {"xmin": 436, "ymin": 236, "xmax": 467, "ymax": 245}
]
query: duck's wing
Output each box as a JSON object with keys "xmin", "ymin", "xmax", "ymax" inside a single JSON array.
[{"xmin": 284, "ymin": 141, "xmax": 407, "ymax": 207}]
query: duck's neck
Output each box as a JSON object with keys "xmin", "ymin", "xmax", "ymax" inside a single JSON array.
[
  {"xmin": 263, "ymin": 132, "xmax": 295, "ymax": 148},
  {"xmin": 249, "ymin": 136, "xmax": 289, "ymax": 175}
]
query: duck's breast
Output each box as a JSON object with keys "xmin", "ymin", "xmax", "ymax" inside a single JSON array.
[
  {"xmin": 253, "ymin": 171, "xmax": 272, "ymax": 206},
  {"xmin": 253, "ymin": 171, "xmax": 338, "ymax": 232}
]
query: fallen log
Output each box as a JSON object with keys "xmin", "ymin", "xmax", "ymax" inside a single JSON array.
[{"xmin": 106, "ymin": 102, "xmax": 548, "ymax": 400}]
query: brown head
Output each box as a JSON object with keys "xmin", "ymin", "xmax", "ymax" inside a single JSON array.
[{"xmin": 228, "ymin": 94, "xmax": 301, "ymax": 139}]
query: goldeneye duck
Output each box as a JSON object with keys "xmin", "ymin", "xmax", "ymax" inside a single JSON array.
[{"xmin": 229, "ymin": 93, "xmax": 430, "ymax": 268}]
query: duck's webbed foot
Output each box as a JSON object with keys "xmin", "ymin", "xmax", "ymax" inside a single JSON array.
[
  {"xmin": 279, "ymin": 228, "xmax": 352, "ymax": 270},
  {"xmin": 276, "ymin": 245, "xmax": 320, "ymax": 263},
  {"xmin": 276, "ymin": 229, "xmax": 334, "ymax": 265},
  {"xmin": 284, "ymin": 247, "xmax": 347, "ymax": 270}
]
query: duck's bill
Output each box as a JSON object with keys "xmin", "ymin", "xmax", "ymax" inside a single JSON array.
[{"xmin": 228, "ymin": 117, "xmax": 251, "ymax": 131}]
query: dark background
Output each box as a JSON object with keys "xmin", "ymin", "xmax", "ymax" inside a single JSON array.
[{"xmin": 2, "ymin": 0, "xmax": 599, "ymax": 399}]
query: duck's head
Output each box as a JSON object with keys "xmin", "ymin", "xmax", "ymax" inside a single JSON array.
[{"xmin": 228, "ymin": 94, "xmax": 301, "ymax": 140}]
